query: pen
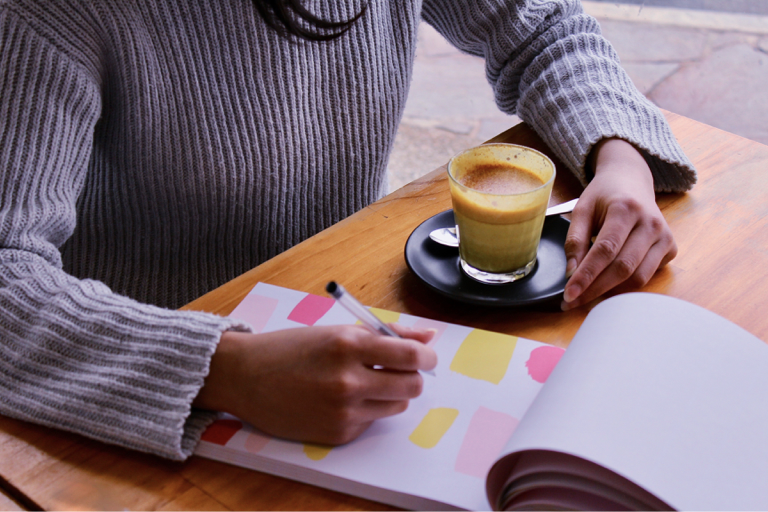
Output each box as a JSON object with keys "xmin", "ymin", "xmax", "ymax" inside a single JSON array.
[{"xmin": 326, "ymin": 281, "xmax": 435, "ymax": 376}]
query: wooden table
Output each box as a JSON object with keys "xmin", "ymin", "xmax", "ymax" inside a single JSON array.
[{"xmin": 2, "ymin": 112, "xmax": 768, "ymax": 510}]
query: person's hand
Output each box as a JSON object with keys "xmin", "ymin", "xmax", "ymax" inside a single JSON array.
[
  {"xmin": 561, "ymin": 138, "xmax": 677, "ymax": 310},
  {"xmin": 194, "ymin": 324, "xmax": 437, "ymax": 445}
]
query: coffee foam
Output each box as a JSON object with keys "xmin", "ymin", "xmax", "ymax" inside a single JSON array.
[{"xmin": 458, "ymin": 164, "xmax": 545, "ymax": 195}]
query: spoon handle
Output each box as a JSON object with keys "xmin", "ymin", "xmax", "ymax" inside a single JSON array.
[{"xmin": 546, "ymin": 197, "xmax": 578, "ymax": 216}]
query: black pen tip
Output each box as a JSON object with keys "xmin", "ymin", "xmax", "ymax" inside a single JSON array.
[{"xmin": 326, "ymin": 281, "xmax": 338, "ymax": 294}]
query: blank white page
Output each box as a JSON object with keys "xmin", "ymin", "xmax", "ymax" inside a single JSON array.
[{"xmin": 493, "ymin": 292, "xmax": 768, "ymax": 510}]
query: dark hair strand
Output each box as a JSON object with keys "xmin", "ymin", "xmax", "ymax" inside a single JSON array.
[{"xmin": 252, "ymin": 0, "xmax": 367, "ymax": 41}]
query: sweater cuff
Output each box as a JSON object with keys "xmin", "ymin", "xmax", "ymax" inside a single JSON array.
[
  {"xmin": 171, "ymin": 315, "xmax": 252, "ymax": 460},
  {"xmin": 517, "ymin": 34, "xmax": 697, "ymax": 193}
]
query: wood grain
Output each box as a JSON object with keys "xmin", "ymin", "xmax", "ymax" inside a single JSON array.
[
  {"xmin": 0, "ymin": 486, "xmax": 25, "ymax": 511},
  {"xmin": 2, "ymin": 112, "xmax": 767, "ymax": 510}
]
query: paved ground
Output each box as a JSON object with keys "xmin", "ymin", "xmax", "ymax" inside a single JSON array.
[
  {"xmin": 387, "ymin": 1, "xmax": 768, "ymax": 191},
  {"xmin": 590, "ymin": 0, "xmax": 768, "ymax": 15}
]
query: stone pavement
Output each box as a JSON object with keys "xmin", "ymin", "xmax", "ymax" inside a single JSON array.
[{"xmin": 387, "ymin": 1, "xmax": 768, "ymax": 191}]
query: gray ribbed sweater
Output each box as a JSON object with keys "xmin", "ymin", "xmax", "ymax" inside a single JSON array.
[{"xmin": 0, "ymin": 0, "xmax": 696, "ymax": 460}]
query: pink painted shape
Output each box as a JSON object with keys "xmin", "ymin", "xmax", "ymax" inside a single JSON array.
[
  {"xmin": 412, "ymin": 318, "xmax": 449, "ymax": 348},
  {"xmin": 526, "ymin": 345, "xmax": 565, "ymax": 383},
  {"xmin": 455, "ymin": 407, "xmax": 519, "ymax": 478},
  {"xmin": 244, "ymin": 431, "xmax": 271, "ymax": 454},
  {"xmin": 229, "ymin": 293, "xmax": 279, "ymax": 333},
  {"xmin": 200, "ymin": 419, "xmax": 243, "ymax": 446},
  {"xmin": 287, "ymin": 294, "xmax": 335, "ymax": 326}
]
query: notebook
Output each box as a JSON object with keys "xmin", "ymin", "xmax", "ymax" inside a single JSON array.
[{"xmin": 194, "ymin": 283, "xmax": 768, "ymax": 510}]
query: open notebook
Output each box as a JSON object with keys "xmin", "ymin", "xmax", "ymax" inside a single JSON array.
[{"xmin": 194, "ymin": 283, "xmax": 768, "ymax": 510}]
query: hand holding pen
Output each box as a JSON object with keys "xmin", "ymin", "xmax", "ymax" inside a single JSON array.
[
  {"xmin": 327, "ymin": 281, "xmax": 437, "ymax": 376},
  {"xmin": 195, "ymin": 283, "xmax": 437, "ymax": 446}
]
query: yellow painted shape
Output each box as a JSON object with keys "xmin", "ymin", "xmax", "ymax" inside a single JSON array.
[
  {"xmin": 450, "ymin": 329, "xmax": 518, "ymax": 384},
  {"xmin": 368, "ymin": 308, "xmax": 401, "ymax": 325},
  {"xmin": 303, "ymin": 443, "xmax": 333, "ymax": 461},
  {"xmin": 409, "ymin": 407, "xmax": 459, "ymax": 449}
]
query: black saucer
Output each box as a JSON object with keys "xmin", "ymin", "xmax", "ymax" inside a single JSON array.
[{"xmin": 404, "ymin": 210, "xmax": 569, "ymax": 307}]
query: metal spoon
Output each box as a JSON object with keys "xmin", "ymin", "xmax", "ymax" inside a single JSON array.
[{"xmin": 429, "ymin": 198, "xmax": 578, "ymax": 248}]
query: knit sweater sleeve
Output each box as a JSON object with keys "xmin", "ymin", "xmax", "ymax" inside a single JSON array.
[
  {"xmin": 0, "ymin": 8, "xmax": 249, "ymax": 460},
  {"xmin": 421, "ymin": 0, "xmax": 697, "ymax": 192}
]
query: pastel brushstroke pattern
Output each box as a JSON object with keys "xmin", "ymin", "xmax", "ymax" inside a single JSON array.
[
  {"xmin": 409, "ymin": 407, "xmax": 459, "ymax": 449},
  {"xmin": 368, "ymin": 308, "xmax": 401, "ymax": 325},
  {"xmin": 288, "ymin": 293, "xmax": 335, "ymax": 326},
  {"xmin": 450, "ymin": 329, "xmax": 518, "ymax": 384},
  {"xmin": 228, "ymin": 293, "xmax": 279, "ymax": 333},
  {"xmin": 202, "ymin": 283, "xmax": 559, "ymax": 510},
  {"xmin": 200, "ymin": 419, "xmax": 243, "ymax": 445},
  {"xmin": 454, "ymin": 407, "xmax": 519, "ymax": 478},
  {"xmin": 412, "ymin": 318, "xmax": 449, "ymax": 348},
  {"xmin": 304, "ymin": 443, "xmax": 334, "ymax": 461},
  {"xmin": 526, "ymin": 345, "xmax": 565, "ymax": 383},
  {"xmin": 244, "ymin": 431, "xmax": 270, "ymax": 454}
]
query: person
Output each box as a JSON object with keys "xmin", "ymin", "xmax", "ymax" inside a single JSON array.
[{"xmin": 0, "ymin": 0, "xmax": 696, "ymax": 460}]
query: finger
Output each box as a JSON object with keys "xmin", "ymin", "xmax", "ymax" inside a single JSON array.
[
  {"xmin": 616, "ymin": 237, "xmax": 677, "ymax": 293},
  {"xmin": 360, "ymin": 336, "xmax": 437, "ymax": 373},
  {"xmin": 389, "ymin": 323, "xmax": 438, "ymax": 344},
  {"xmin": 360, "ymin": 369, "xmax": 425, "ymax": 401},
  {"xmin": 563, "ymin": 212, "xmax": 634, "ymax": 303},
  {"xmin": 562, "ymin": 227, "xmax": 670, "ymax": 310},
  {"xmin": 563, "ymin": 200, "xmax": 597, "ymax": 277}
]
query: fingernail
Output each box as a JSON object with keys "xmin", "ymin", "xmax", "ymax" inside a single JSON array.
[
  {"xmin": 563, "ymin": 284, "xmax": 581, "ymax": 303},
  {"xmin": 565, "ymin": 258, "xmax": 578, "ymax": 278}
]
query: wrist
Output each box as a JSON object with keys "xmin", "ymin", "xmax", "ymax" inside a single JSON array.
[
  {"xmin": 193, "ymin": 330, "xmax": 249, "ymax": 413},
  {"xmin": 589, "ymin": 138, "xmax": 654, "ymax": 186}
]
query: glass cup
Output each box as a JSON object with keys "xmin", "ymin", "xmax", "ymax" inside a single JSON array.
[{"xmin": 447, "ymin": 143, "xmax": 555, "ymax": 284}]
